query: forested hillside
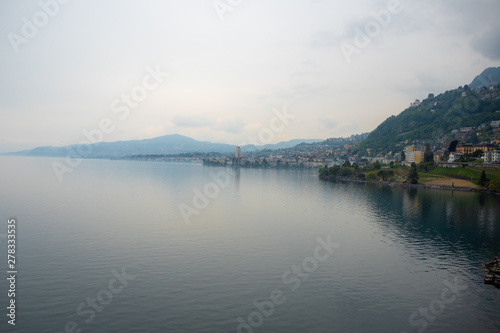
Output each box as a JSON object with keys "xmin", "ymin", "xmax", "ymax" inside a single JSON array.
[{"xmin": 357, "ymin": 84, "xmax": 500, "ymax": 155}]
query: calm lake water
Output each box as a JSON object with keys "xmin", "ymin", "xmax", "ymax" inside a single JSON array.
[{"xmin": 1, "ymin": 156, "xmax": 500, "ymax": 333}]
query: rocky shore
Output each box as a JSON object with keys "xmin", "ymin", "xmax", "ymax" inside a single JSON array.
[{"xmin": 483, "ymin": 257, "xmax": 500, "ymax": 288}]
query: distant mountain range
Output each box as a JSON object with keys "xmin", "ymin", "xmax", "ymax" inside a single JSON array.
[{"xmin": 4, "ymin": 134, "xmax": 323, "ymax": 158}]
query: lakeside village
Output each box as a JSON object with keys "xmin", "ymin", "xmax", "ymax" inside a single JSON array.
[
  {"xmin": 122, "ymin": 120, "xmax": 500, "ymax": 191},
  {"xmin": 201, "ymin": 118, "xmax": 500, "ymax": 168},
  {"xmin": 202, "ymin": 130, "xmax": 500, "ymax": 170},
  {"xmin": 199, "ymin": 119, "xmax": 500, "ymax": 191}
]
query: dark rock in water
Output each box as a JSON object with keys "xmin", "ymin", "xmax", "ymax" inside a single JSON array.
[{"xmin": 483, "ymin": 257, "xmax": 500, "ymax": 288}]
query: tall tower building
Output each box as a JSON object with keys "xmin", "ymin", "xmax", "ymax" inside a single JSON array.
[{"xmin": 235, "ymin": 146, "xmax": 242, "ymax": 159}]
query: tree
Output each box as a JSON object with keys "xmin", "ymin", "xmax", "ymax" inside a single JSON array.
[
  {"xmin": 419, "ymin": 161, "xmax": 435, "ymax": 172},
  {"xmin": 448, "ymin": 141, "xmax": 458, "ymax": 152},
  {"xmin": 408, "ymin": 162, "xmax": 419, "ymax": 184},
  {"xmin": 328, "ymin": 166, "xmax": 340, "ymax": 177},
  {"xmin": 373, "ymin": 160, "xmax": 382, "ymax": 170},
  {"xmin": 401, "ymin": 150, "xmax": 406, "ymax": 161},
  {"xmin": 338, "ymin": 167, "xmax": 353, "ymax": 178},
  {"xmin": 424, "ymin": 144, "xmax": 434, "ymax": 163},
  {"xmin": 442, "ymin": 151, "xmax": 450, "ymax": 161},
  {"xmin": 473, "ymin": 149, "xmax": 484, "ymax": 158},
  {"xmin": 377, "ymin": 169, "xmax": 394, "ymax": 181},
  {"xmin": 480, "ymin": 170, "xmax": 488, "ymax": 186},
  {"xmin": 468, "ymin": 131, "xmax": 479, "ymax": 144}
]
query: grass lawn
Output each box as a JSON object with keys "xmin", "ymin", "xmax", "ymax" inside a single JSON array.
[
  {"xmin": 429, "ymin": 167, "xmax": 500, "ymax": 182},
  {"xmin": 361, "ymin": 167, "xmax": 500, "ymax": 188}
]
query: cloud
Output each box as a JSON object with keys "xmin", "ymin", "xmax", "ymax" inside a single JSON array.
[
  {"xmin": 311, "ymin": 2, "xmax": 408, "ymax": 49},
  {"xmin": 319, "ymin": 118, "xmax": 361, "ymax": 137},
  {"xmin": 171, "ymin": 115, "xmax": 216, "ymax": 128},
  {"xmin": 214, "ymin": 118, "xmax": 246, "ymax": 134},
  {"xmin": 471, "ymin": 29, "xmax": 500, "ymax": 60},
  {"xmin": 394, "ymin": 71, "xmax": 451, "ymax": 97},
  {"xmin": 2, "ymin": 0, "xmax": 500, "ymax": 151},
  {"xmin": 143, "ymin": 125, "xmax": 165, "ymax": 137},
  {"xmin": 319, "ymin": 118, "xmax": 340, "ymax": 130},
  {"xmin": 277, "ymin": 84, "xmax": 331, "ymax": 101},
  {"xmin": 311, "ymin": 30, "xmax": 340, "ymax": 48}
]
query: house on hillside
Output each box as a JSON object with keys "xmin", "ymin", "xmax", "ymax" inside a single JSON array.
[
  {"xmin": 403, "ymin": 145, "xmax": 425, "ymax": 164},
  {"xmin": 484, "ymin": 150, "xmax": 500, "ymax": 164},
  {"xmin": 455, "ymin": 143, "xmax": 494, "ymax": 156},
  {"xmin": 433, "ymin": 150, "xmax": 444, "ymax": 162},
  {"xmin": 406, "ymin": 151, "xmax": 424, "ymax": 164},
  {"xmin": 410, "ymin": 99, "xmax": 421, "ymax": 107},
  {"xmin": 404, "ymin": 145, "xmax": 425, "ymax": 154},
  {"xmin": 448, "ymin": 152, "xmax": 463, "ymax": 162}
]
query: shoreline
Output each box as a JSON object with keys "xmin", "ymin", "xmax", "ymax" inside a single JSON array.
[{"xmin": 319, "ymin": 175, "xmax": 500, "ymax": 195}]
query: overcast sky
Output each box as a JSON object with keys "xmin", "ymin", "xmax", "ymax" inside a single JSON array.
[{"xmin": 0, "ymin": 0, "xmax": 499, "ymax": 152}]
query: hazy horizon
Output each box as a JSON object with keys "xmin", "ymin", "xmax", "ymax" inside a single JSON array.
[
  {"xmin": 3, "ymin": 133, "xmax": 330, "ymax": 154},
  {"xmin": 1, "ymin": 0, "xmax": 499, "ymax": 153}
]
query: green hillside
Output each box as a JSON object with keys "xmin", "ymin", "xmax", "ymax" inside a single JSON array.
[{"xmin": 357, "ymin": 84, "xmax": 500, "ymax": 155}]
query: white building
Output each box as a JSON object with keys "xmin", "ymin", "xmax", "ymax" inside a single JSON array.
[
  {"xmin": 448, "ymin": 152, "xmax": 463, "ymax": 163},
  {"xmin": 484, "ymin": 150, "xmax": 500, "ymax": 164},
  {"xmin": 410, "ymin": 99, "xmax": 421, "ymax": 107}
]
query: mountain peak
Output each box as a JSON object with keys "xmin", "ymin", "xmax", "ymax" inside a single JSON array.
[
  {"xmin": 469, "ymin": 66, "xmax": 500, "ymax": 88},
  {"xmin": 4, "ymin": 134, "xmax": 323, "ymax": 158}
]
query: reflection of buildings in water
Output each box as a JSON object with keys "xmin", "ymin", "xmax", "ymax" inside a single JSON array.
[
  {"xmin": 401, "ymin": 189, "xmax": 499, "ymax": 234},
  {"xmin": 365, "ymin": 185, "xmax": 500, "ymax": 255},
  {"xmin": 477, "ymin": 196, "xmax": 498, "ymax": 234},
  {"xmin": 233, "ymin": 167, "xmax": 240, "ymax": 190},
  {"xmin": 445, "ymin": 199, "xmax": 454, "ymax": 226},
  {"xmin": 401, "ymin": 188, "xmax": 421, "ymax": 220},
  {"xmin": 440, "ymin": 192, "xmax": 499, "ymax": 234},
  {"xmin": 486, "ymin": 210, "xmax": 497, "ymax": 234}
]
